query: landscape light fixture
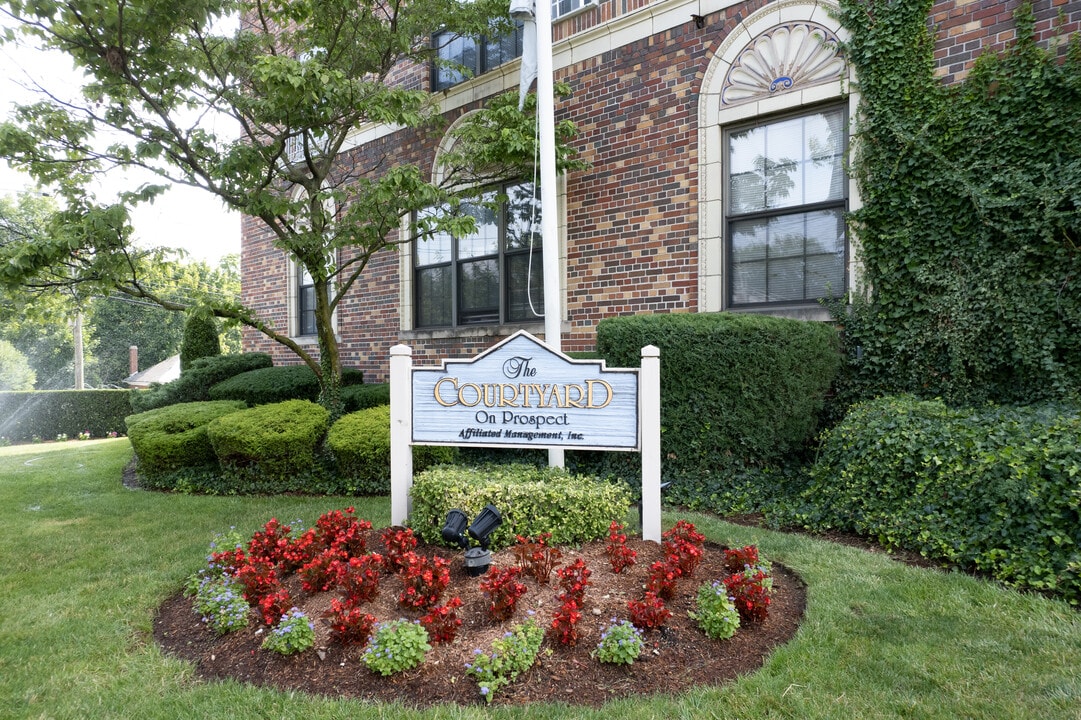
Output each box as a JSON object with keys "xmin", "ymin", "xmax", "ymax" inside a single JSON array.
[
  {"xmin": 440, "ymin": 505, "xmax": 503, "ymax": 576},
  {"xmin": 440, "ymin": 508, "xmax": 470, "ymax": 550}
]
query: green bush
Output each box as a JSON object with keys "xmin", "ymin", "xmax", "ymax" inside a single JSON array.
[
  {"xmin": 125, "ymin": 400, "xmax": 246, "ymax": 479},
  {"xmin": 326, "ymin": 405, "xmax": 456, "ymax": 495},
  {"xmin": 591, "ymin": 312, "xmax": 840, "ymax": 493},
  {"xmin": 0, "ymin": 390, "xmax": 132, "ymax": 442},
  {"xmin": 207, "ymin": 399, "xmax": 330, "ymax": 493},
  {"xmin": 410, "ymin": 464, "xmax": 632, "ymax": 550},
  {"xmin": 792, "ymin": 396, "xmax": 1081, "ymax": 603},
  {"xmin": 208, "ymin": 365, "xmax": 363, "ymax": 406},
  {"xmin": 130, "ymin": 353, "xmax": 272, "ymax": 413},
  {"xmin": 342, "ymin": 382, "xmax": 389, "ymax": 412},
  {"xmin": 180, "ymin": 312, "xmax": 221, "ymax": 372}
]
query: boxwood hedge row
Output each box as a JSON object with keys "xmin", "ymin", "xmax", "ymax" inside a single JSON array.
[
  {"xmin": 0, "ymin": 389, "xmax": 131, "ymax": 442},
  {"xmin": 125, "ymin": 400, "xmax": 247, "ymax": 481},
  {"xmin": 208, "ymin": 365, "xmax": 363, "ymax": 406},
  {"xmin": 410, "ymin": 464, "xmax": 632, "ymax": 550},
  {"xmin": 792, "ymin": 396, "xmax": 1081, "ymax": 603},
  {"xmin": 130, "ymin": 352, "xmax": 272, "ymax": 413}
]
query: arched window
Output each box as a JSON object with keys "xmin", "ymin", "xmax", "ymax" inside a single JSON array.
[{"xmin": 699, "ymin": 3, "xmax": 857, "ymax": 318}]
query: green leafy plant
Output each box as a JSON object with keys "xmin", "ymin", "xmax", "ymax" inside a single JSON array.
[
  {"xmin": 595, "ymin": 619, "xmax": 645, "ymax": 665},
  {"xmin": 465, "ymin": 619, "xmax": 544, "ymax": 703},
  {"xmin": 361, "ymin": 620, "xmax": 431, "ymax": 676},
  {"xmin": 191, "ymin": 575, "xmax": 250, "ymax": 635},
  {"xmin": 689, "ymin": 581, "xmax": 741, "ymax": 640},
  {"xmin": 261, "ymin": 609, "xmax": 315, "ymax": 655}
]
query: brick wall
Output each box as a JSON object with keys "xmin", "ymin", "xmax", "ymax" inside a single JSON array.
[{"xmin": 241, "ymin": 0, "xmax": 1078, "ymax": 380}]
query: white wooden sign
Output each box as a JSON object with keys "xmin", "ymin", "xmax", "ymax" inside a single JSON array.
[
  {"xmin": 411, "ymin": 331, "xmax": 639, "ymax": 450},
  {"xmin": 390, "ymin": 332, "xmax": 662, "ymax": 542}
]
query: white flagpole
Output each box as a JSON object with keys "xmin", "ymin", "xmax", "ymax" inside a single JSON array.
[{"xmin": 535, "ymin": 0, "xmax": 564, "ymax": 468}]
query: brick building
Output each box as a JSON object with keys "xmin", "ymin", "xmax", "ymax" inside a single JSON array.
[{"xmin": 240, "ymin": 0, "xmax": 1080, "ymax": 382}]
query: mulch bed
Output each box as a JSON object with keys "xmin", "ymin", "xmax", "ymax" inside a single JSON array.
[{"xmin": 154, "ymin": 535, "xmax": 806, "ymax": 708}]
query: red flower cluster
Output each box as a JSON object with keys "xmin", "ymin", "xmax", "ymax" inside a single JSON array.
[
  {"xmin": 235, "ymin": 558, "xmax": 279, "ymax": 604},
  {"xmin": 646, "ymin": 557, "xmax": 683, "ymax": 600},
  {"xmin": 326, "ymin": 598, "xmax": 377, "ymax": 646},
  {"xmin": 723, "ymin": 564, "xmax": 772, "ymax": 623},
  {"xmin": 550, "ymin": 599, "xmax": 582, "ymax": 646},
  {"xmin": 605, "ymin": 521, "xmax": 638, "ymax": 574},
  {"xmin": 299, "ymin": 546, "xmax": 348, "ymax": 593},
  {"xmin": 479, "ymin": 565, "xmax": 528, "ymax": 621},
  {"xmin": 627, "ymin": 591, "xmax": 671, "ymax": 630},
  {"xmin": 397, "ymin": 551, "xmax": 450, "ymax": 610},
  {"xmin": 380, "ymin": 526, "xmax": 418, "ymax": 573},
  {"xmin": 556, "ymin": 559, "xmax": 591, "ymax": 605},
  {"xmin": 258, "ymin": 587, "xmax": 292, "ymax": 626},
  {"xmin": 420, "ymin": 596, "xmax": 463, "ymax": 643},
  {"xmin": 722, "ymin": 545, "xmax": 760, "ymax": 575},
  {"xmin": 662, "ymin": 519, "xmax": 706, "ymax": 576},
  {"xmin": 513, "ymin": 533, "xmax": 563, "ymax": 583},
  {"xmin": 247, "ymin": 518, "xmax": 296, "ymax": 569},
  {"xmin": 316, "ymin": 507, "xmax": 372, "ymax": 558},
  {"xmin": 338, "ymin": 553, "xmax": 384, "ymax": 605}
]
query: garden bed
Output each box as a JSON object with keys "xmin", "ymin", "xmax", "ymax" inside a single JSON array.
[{"xmin": 154, "ymin": 531, "xmax": 805, "ymax": 708}]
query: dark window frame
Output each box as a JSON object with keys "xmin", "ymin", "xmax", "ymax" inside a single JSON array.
[
  {"xmin": 431, "ymin": 22, "xmax": 525, "ymax": 91},
  {"xmin": 296, "ymin": 264, "xmax": 317, "ymax": 337},
  {"xmin": 724, "ymin": 103, "xmax": 849, "ymax": 309},
  {"xmin": 414, "ymin": 181, "xmax": 544, "ymax": 329}
]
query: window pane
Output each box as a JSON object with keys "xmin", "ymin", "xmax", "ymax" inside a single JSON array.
[
  {"xmin": 416, "ymin": 266, "xmax": 452, "ymax": 327},
  {"xmin": 485, "ymin": 23, "xmax": 522, "ymax": 71},
  {"xmin": 505, "ymin": 183, "xmax": 541, "ymax": 251},
  {"xmin": 458, "ymin": 195, "xmax": 500, "ymax": 259},
  {"xmin": 505, "ymin": 251, "xmax": 544, "ymax": 321},
  {"xmin": 728, "ymin": 108, "xmax": 845, "ymax": 213},
  {"xmin": 299, "ymin": 285, "xmax": 317, "ymax": 336},
  {"xmin": 730, "ymin": 208, "xmax": 845, "ymax": 305},
  {"xmin": 459, "ymin": 259, "xmax": 499, "ymax": 324},
  {"xmin": 416, "ymin": 230, "xmax": 452, "ymax": 267},
  {"xmin": 434, "ymin": 33, "xmax": 476, "ymax": 89}
]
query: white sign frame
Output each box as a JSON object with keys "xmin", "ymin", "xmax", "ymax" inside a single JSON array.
[{"xmin": 390, "ymin": 331, "xmax": 662, "ymax": 542}]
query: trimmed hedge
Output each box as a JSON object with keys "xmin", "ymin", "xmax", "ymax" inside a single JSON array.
[
  {"xmin": 0, "ymin": 390, "xmax": 132, "ymax": 443},
  {"xmin": 410, "ymin": 464, "xmax": 632, "ymax": 550},
  {"xmin": 208, "ymin": 365, "xmax": 364, "ymax": 406},
  {"xmin": 794, "ymin": 396, "xmax": 1081, "ymax": 603},
  {"xmin": 129, "ymin": 353, "xmax": 273, "ymax": 413},
  {"xmin": 125, "ymin": 401, "xmax": 246, "ymax": 479},
  {"xmin": 207, "ymin": 399, "xmax": 330, "ymax": 493},
  {"xmin": 342, "ymin": 382, "xmax": 390, "ymax": 412},
  {"xmin": 326, "ymin": 405, "xmax": 457, "ymax": 495},
  {"xmin": 589, "ymin": 313, "xmax": 841, "ymax": 499}
]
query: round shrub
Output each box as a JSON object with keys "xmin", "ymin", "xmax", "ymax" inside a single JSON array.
[
  {"xmin": 180, "ymin": 312, "xmax": 221, "ymax": 371},
  {"xmin": 125, "ymin": 400, "xmax": 247, "ymax": 477},
  {"xmin": 208, "ymin": 365, "xmax": 364, "ymax": 406},
  {"xmin": 207, "ymin": 400, "xmax": 330, "ymax": 492},
  {"xmin": 326, "ymin": 405, "xmax": 457, "ymax": 495}
]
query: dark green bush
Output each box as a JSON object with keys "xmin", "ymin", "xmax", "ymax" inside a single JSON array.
[
  {"xmin": 0, "ymin": 390, "xmax": 131, "ymax": 442},
  {"xmin": 592, "ymin": 313, "xmax": 840, "ymax": 486},
  {"xmin": 410, "ymin": 464, "xmax": 632, "ymax": 550},
  {"xmin": 125, "ymin": 400, "xmax": 246, "ymax": 480},
  {"xmin": 342, "ymin": 382, "xmax": 389, "ymax": 412},
  {"xmin": 179, "ymin": 312, "xmax": 221, "ymax": 371},
  {"xmin": 325, "ymin": 405, "xmax": 457, "ymax": 494},
  {"xmin": 207, "ymin": 364, "xmax": 363, "ymax": 406},
  {"xmin": 792, "ymin": 396, "xmax": 1081, "ymax": 603},
  {"xmin": 130, "ymin": 353, "xmax": 273, "ymax": 413},
  {"xmin": 206, "ymin": 399, "xmax": 330, "ymax": 493}
]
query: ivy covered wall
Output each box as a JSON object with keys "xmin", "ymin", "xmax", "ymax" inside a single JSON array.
[{"xmin": 835, "ymin": 0, "xmax": 1081, "ymax": 407}]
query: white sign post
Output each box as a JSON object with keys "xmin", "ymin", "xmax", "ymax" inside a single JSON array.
[{"xmin": 390, "ymin": 331, "xmax": 662, "ymax": 542}]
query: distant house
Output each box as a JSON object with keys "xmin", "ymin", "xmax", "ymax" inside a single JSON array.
[
  {"xmin": 124, "ymin": 354, "xmax": 181, "ymax": 389},
  {"xmin": 239, "ymin": 0, "xmax": 1079, "ymax": 382}
]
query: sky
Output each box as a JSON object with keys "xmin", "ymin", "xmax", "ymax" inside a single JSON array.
[{"xmin": 0, "ymin": 18, "xmax": 240, "ymax": 265}]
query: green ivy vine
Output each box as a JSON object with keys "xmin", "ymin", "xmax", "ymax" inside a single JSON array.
[{"xmin": 832, "ymin": 0, "xmax": 1081, "ymax": 408}]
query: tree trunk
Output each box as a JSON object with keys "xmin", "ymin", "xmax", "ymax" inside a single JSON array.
[{"xmin": 314, "ymin": 277, "xmax": 343, "ymax": 420}]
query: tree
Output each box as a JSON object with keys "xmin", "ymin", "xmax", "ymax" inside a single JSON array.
[
  {"xmin": 0, "ymin": 339, "xmax": 35, "ymax": 391},
  {"xmin": 180, "ymin": 311, "xmax": 221, "ymax": 371},
  {"xmin": 0, "ymin": 0, "xmax": 582, "ymax": 415}
]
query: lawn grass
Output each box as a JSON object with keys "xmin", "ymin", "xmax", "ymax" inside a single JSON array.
[{"xmin": 2, "ymin": 439, "xmax": 1079, "ymax": 719}]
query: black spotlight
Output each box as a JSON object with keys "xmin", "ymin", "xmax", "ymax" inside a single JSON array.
[
  {"xmin": 462, "ymin": 504, "xmax": 502, "ymax": 577},
  {"xmin": 441, "ymin": 509, "xmax": 470, "ymax": 549}
]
